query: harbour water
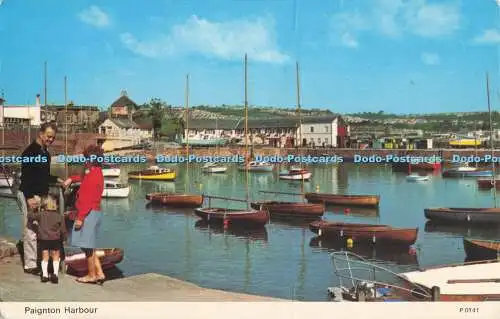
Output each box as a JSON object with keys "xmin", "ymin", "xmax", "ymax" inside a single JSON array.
[{"xmin": 0, "ymin": 163, "xmax": 499, "ymax": 301}]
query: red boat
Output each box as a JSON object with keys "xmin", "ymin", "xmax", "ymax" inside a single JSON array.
[
  {"xmin": 309, "ymin": 220, "xmax": 418, "ymax": 246},
  {"xmin": 64, "ymin": 248, "xmax": 124, "ymax": 276},
  {"xmin": 194, "ymin": 207, "xmax": 269, "ymax": 228}
]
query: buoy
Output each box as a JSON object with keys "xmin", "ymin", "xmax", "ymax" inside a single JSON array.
[
  {"xmin": 344, "ymin": 208, "xmax": 350, "ymax": 215},
  {"xmin": 409, "ymin": 247, "xmax": 416, "ymax": 255},
  {"xmin": 347, "ymin": 238, "xmax": 353, "ymax": 247}
]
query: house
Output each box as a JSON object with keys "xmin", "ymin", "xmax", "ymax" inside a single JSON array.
[
  {"xmin": 0, "ymin": 94, "xmax": 42, "ymax": 128},
  {"xmin": 42, "ymin": 103, "xmax": 101, "ymax": 133},
  {"xmin": 98, "ymin": 91, "xmax": 152, "ymax": 150},
  {"xmin": 182, "ymin": 114, "xmax": 349, "ymax": 147}
]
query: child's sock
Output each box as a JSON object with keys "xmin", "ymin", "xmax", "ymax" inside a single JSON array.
[
  {"xmin": 52, "ymin": 259, "xmax": 60, "ymax": 276},
  {"xmin": 41, "ymin": 260, "xmax": 48, "ymax": 277}
]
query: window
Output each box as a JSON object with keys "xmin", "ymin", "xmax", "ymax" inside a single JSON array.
[
  {"xmin": 310, "ymin": 126, "xmax": 314, "ymax": 133},
  {"xmin": 317, "ymin": 138, "xmax": 321, "ymax": 144},
  {"xmin": 325, "ymin": 126, "xmax": 329, "ymax": 132},
  {"xmin": 324, "ymin": 138, "xmax": 329, "ymax": 143}
]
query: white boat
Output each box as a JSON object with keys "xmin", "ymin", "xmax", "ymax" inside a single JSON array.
[
  {"xmin": 102, "ymin": 180, "xmax": 130, "ymax": 198},
  {"xmin": 405, "ymin": 173, "xmax": 429, "ymax": 182},
  {"xmin": 238, "ymin": 161, "xmax": 273, "ymax": 172},
  {"xmin": 279, "ymin": 168, "xmax": 312, "ymax": 180},
  {"xmin": 401, "ymin": 260, "xmax": 500, "ymax": 300},
  {"xmin": 86, "ymin": 164, "xmax": 120, "ymax": 177},
  {"xmin": 0, "ymin": 174, "xmax": 14, "ymax": 188},
  {"xmin": 202, "ymin": 162, "xmax": 227, "ymax": 173}
]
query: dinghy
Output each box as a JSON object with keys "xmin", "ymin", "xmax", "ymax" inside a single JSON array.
[{"xmin": 406, "ymin": 173, "xmax": 429, "ymax": 182}]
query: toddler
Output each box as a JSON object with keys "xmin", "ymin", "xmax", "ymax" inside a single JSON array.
[{"xmin": 28, "ymin": 194, "xmax": 67, "ymax": 283}]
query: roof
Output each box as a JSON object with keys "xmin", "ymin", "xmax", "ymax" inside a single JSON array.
[
  {"xmin": 185, "ymin": 115, "xmax": 341, "ymax": 130},
  {"xmin": 105, "ymin": 118, "xmax": 139, "ymax": 129},
  {"xmin": 134, "ymin": 118, "xmax": 153, "ymax": 130},
  {"xmin": 110, "ymin": 91, "xmax": 138, "ymax": 108},
  {"xmin": 46, "ymin": 105, "xmax": 100, "ymax": 111}
]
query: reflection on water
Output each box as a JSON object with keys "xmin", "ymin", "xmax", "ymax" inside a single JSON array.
[
  {"xmin": 0, "ymin": 163, "xmax": 499, "ymax": 300},
  {"xmin": 195, "ymin": 220, "xmax": 268, "ymax": 242},
  {"xmin": 424, "ymin": 221, "xmax": 500, "ymax": 239}
]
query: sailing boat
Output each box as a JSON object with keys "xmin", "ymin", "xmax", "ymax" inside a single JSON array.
[
  {"xmin": 279, "ymin": 62, "xmax": 312, "ymax": 181},
  {"xmin": 425, "ymin": 73, "xmax": 500, "ymax": 224},
  {"xmin": 194, "ymin": 54, "xmax": 269, "ymax": 228},
  {"xmin": 252, "ymin": 61, "xmax": 324, "ymax": 219},
  {"xmin": 202, "ymin": 116, "xmax": 228, "ymax": 173},
  {"xmin": 145, "ymin": 74, "xmax": 203, "ymax": 208}
]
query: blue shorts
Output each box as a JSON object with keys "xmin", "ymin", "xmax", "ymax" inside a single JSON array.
[{"xmin": 70, "ymin": 210, "xmax": 102, "ymax": 249}]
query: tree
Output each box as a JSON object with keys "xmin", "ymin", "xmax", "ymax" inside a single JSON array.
[{"xmin": 144, "ymin": 98, "xmax": 167, "ymax": 140}]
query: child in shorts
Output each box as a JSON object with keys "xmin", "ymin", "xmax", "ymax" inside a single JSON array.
[{"xmin": 28, "ymin": 194, "xmax": 67, "ymax": 283}]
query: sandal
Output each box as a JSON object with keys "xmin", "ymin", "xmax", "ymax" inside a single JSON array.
[
  {"xmin": 96, "ymin": 274, "xmax": 106, "ymax": 285},
  {"xmin": 76, "ymin": 276, "xmax": 97, "ymax": 284}
]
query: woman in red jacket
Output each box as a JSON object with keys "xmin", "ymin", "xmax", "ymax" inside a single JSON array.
[{"xmin": 70, "ymin": 144, "xmax": 105, "ymax": 284}]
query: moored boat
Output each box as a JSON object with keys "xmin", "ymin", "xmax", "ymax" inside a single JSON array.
[
  {"xmin": 278, "ymin": 168, "xmax": 312, "ymax": 180},
  {"xmin": 442, "ymin": 167, "xmax": 493, "ymax": 178},
  {"xmin": 424, "ymin": 207, "xmax": 500, "ymax": 224},
  {"xmin": 238, "ymin": 161, "xmax": 273, "ymax": 172},
  {"xmin": 194, "ymin": 207, "xmax": 269, "ymax": 228},
  {"xmin": 305, "ymin": 193, "xmax": 380, "ymax": 207},
  {"xmin": 128, "ymin": 166, "xmax": 176, "ymax": 181},
  {"xmin": 309, "ymin": 220, "xmax": 418, "ymax": 246},
  {"xmin": 64, "ymin": 248, "xmax": 124, "ymax": 275},
  {"xmin": 463, "ymin": 238, "xmax": 500, "ymax": 261},
  {"xmin": 477, "ymin": 178, "xmax": 500, "ymax": 189},
  {"xmin": 250, "ymin": 201, "xmax": 324, "ymax": 218},
  {"xmin": 146, "ymin": 192, "xmax": 203, "ymax": 208},
  {"xmin": 202, "ymin": 162, "xmax": 228, "ymax": 173},
  {"xmin": 405, "ymin": 173, "xmax": 429, "ymax": 182},
  {"xmin": 102, "ymin": 180, "xmax": 130, "ymax": 198}
]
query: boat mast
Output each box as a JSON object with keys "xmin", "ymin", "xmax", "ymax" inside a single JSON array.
[
  {"xmin": 296, "ymin": 61, "xmax": 305, "ymax": 196},
  {"xmin": 244, "ymin": 53, "xmax": 249, "ymax": 209},
  {"xmin": 486, "ymin": 72, "xmax": 497, "ymax": 206},
  {"xmin": 44, "ymin": 61, "xmax": 48, "ymax": 118},
  {"xmin": 185, "ymin": 73, "xmax": 190, "ymax": 192},
  {"xmin": 64, "ymin": 76, "xmax": 68, "ymax": 179}
]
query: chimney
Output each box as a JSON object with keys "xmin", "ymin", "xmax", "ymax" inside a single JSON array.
[{"xmin": 36, "ymin": 94, "xmax": 41, "ymax": 107}]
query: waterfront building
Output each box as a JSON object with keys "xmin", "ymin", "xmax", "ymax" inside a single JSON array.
[{"xmin": 182, "ymin": 115, "xmax": 349, "ymax": 147}]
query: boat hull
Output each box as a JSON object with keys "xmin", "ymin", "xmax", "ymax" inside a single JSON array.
[
  {"xmin": 477, "ymin": 179, "xmax": 500, "ymax": 189},
  {"xmin": 406, "ymin": 175, "xmax": 429, "ymax": 182},
  {"xmin": 279, "ymin": 172, "xmax": 312, "ymax": 180},
  {"xmin": 424, "ymin": 207, "xmax": 500, "ymax": 224},
  {"xmin": 64, "ymin": 248, "xmax": 124, "ymax": 275},
  {"xmin": 179, "ymin": 138, "xmax": 229, "ymax": 146},
  {"xmin": 102, "ymin": 168, "xmax": 121, "ymax": 177},
  {"xmin": 442, "ymin": 169, "xmax": 493, "ymax": 178},
  {"xmin": 146, "ymin": 193, "xmax": 203, "ymax": 207},
  {"xmin": 305, "ymin": 193, "xmax": 380, "ymax": 207},
  {"xmin": 128, "ymin": 171, "xmax": 176, "ymax": 181},
  {"xmin": 194, "ymin": 208, "xmax": 269, "ymax": 228},
  {"xmin": 250, "ymin": 201, "xmax": 324, "ymax": 218},
  {"xmin": 102, "ymin": 186, "xmax": 130, "ymax": 198},
  {"xmin": 463, "ymin": 238, "xmax": 500, "ymax": 261},
  {"xmin": 309, "ymin": 220, "xmax": 417, "ymax": 246}
]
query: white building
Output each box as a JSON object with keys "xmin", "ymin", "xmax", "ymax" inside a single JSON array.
[
  {"xmin": 0, "ymin": 94, "xmax": 42, "ymax": 127},
  {"xmin": 297, "ymin": 116, "xmax": 349, "ymax": 147},
  {"xmin": 98, "ymin": 118, "xmax": 152, "ymax": 151}
]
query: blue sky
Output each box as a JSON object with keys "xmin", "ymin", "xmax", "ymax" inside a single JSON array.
[{"xmin": 1, "ymin": 0, "xmax": 500, "ymax": 114}]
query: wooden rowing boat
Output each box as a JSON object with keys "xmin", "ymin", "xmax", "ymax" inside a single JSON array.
[
  {"xmin": 64, "ymin": 248, "xmax": 124, "ymax": 276},
  {"xmin": 145, "ymin": 193, "xmax": 203, "ymax": 208},
  {"xmin": 463, "ymin": 238, "xmax": 500, "ymax": 261},
  {"xmin": 194, "ymin": 207, "xmax": 269, "ymax": 228},
  {"xmin": 128, "ymin": 166, "xmax": 176, "ymax": 181},
  {"xmin": 305, "ymin": 193, "xmax": 380, "ymax": 207},
  {"xmin": 194, "ymin": 220, "xmax": 268, "ymax": 242},
  {"xmin": 250, "ymin": 201, "xmax": 324, "ymax": 218},
  {"xmin": 477, "ymin": 178, "xmax": 500, "ymax": 190},
  {"xmin": 310, "ymin": 220, "xmax": 418, "ymax": 246},
  {"xmin": 424, "ymin": 207, "xmax": 500, "ymax": 224}
]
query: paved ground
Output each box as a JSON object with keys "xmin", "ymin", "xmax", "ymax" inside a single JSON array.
[{"xmin": 0, "ymin": 238, "xmax": 283, "ymax": 302}]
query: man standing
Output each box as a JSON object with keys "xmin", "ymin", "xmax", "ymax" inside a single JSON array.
[{"xmin": 17, "ymin": 122, "xmax": 72, "ymax": 274}]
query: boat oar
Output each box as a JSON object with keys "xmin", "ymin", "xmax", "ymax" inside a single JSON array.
[{"xmin": 447, "ymin": 278, "xmax": 500, "ymax": 284}]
